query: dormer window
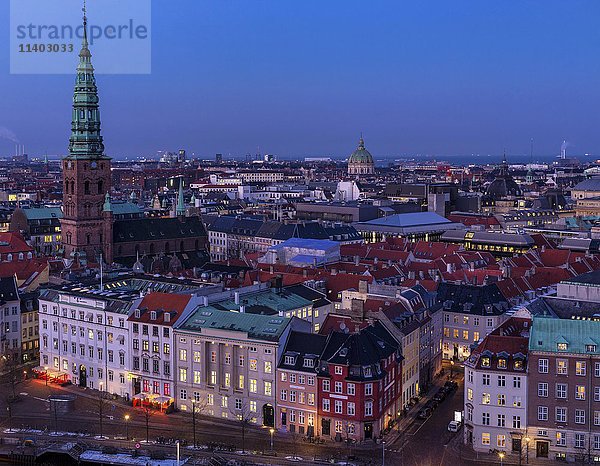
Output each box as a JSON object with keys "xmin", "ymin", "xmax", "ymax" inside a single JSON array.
[
  {"xmin": 481, "ymin": 357, "xmax": 491, "ymax": 368},
  {"xmin": 284, "ymin": 356, "xmax": 295, "ymax": 365},
  {"xmin": 557, "ymin": 343, "xmax": 568, "ymax": 351},
  {"xmin": 150, "ymin": 311, "xmax": 157, "ymax": 321},
  {"xmin": 514, "ymin": 359, "xmax": 524, "ymax": 371},
  {"xmin": 497, "ymin": 358, "xmax": 507, "ymax": 369},
  {"xmin": 134, "ymin": 309, "xmax": 140, "ymax": 318},
  {"xmin": 335, "ymin": 366, "xmax": 343, "ymax": 375},
  {"xmin": 364, "ymin": 366, "xmax": 372, "ymax": 377},
  {"xmin": 303, "ymin": 358, "xmax": 314, "ymax": 368},
  {"xmin": 586, "ymin": 344, "xmax": 597, "ymax": 353},
  {"xmin": 164, "ymin": 313, "xmax": 170, "ymax": 323}
]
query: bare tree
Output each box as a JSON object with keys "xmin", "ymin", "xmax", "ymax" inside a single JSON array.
[
  {"xmin": 190, "ymin": 397, "xmax": 208, "ymax": 448},
  {"xmin": 94, "ymin": 391, "xmax": 109, "ymax": 438},
  {"xmin": 230, "ymin": 399, "xmax": 255, "ymax": 454},
  {"xmin": 141, "ymin": 405, "xmax": 156, "ymax": 443}
]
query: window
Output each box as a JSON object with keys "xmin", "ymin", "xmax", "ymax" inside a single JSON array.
[
  {"xmin": 482, "ymin": 393, "xmax": 490, "ymax": 405},
  {"xmin": 575, "ymin": 433, "xmax": 585, "ymax": 449},
  {"xmin": 497, "ymin": 358, "xmax": 507, "ymax": 369},
  {"xmin": 365, "ymin": 401, "xmax": 373, "ymax": 416},
  {"xmin": 250, "ymin": 379, "xmax": 257, "ymax": 393},
  {"xmin": 497, "ymin": 375, "xmax": 506, "ymax": 387},
  {"xmin": 513, "ymin": 376, "xmax": 521, "ymax": 389},
  {"xmin": 335, "ymin": 381, "xmax": 343, "ymax": 394},
  {"xmin": 538, "ymin": 358, "xmax": 548, "ymax": 373},
  {"xmin": 322, "ymin": 399, "xmax": 330, "ymax": 412},
  {"xmin": 556, "ymin": 383, "xmax": 567, "ymax": 399},
  {"xmin": 556, "ymin": 407, "xmax": 566, "ymax": 423},
  {"xmin": 595, "ymin": 411, "xmax": 600, "ymax": 426},
  {"xmin": 467, "ymin": 370, "xmax": 473, "ymax": 384},
  {"xmin": 193, "ymin": 351, "xmax": 201, "ymax": 363},
  {"xmin": 179, "ymin": 368, "xmax": 187, "ymax": 382},
  {"xmin": 482, "ymin": 433, "xmax": 490, "ymax": 446},
  {"xmin": 576, "ymin": 385, "xmax": 586, "ymax": 400},
  {"xmin": 557, "ymin": 359, "xmax": 567, "ymax": 375},
  {"xmin": 556, "ymin": 431, "xmax": 566, "ymax": 447},
  {"xmin": 280, "ymin": 390, "xmax": 287, "ymax": 401},
  {"xmin": 538, "ymin": 406, "xmax": 548, "ymax": 421},
  {"xmin": 264, "ymin": 381, "xmax": 272, "ymax": 396},
  {"xmin": 512, "ymin": 416, "xmax": 521, "ymax": 429},
  {"xmin": 575, "ymin": 409, "xmax": 585, "ymax": 424},
  {"xmin": 179, "ymin": 349, "xmax": 187, "ymax": 362},
  {"xmin": 513, "ymin": 396, "xmax": 522, "ymax": 407},
  {"xmin": 497, "ymin": 414, "xmax": 505, "ymax": 427},
  {"xmin": 467, "ymin": 388, "xmax": 473, "ymax": 401},
  {"xmin": 210, "ymin": 371, "xmax": 216, "ymax": 385},
  {"xmin": 482, "ymin": 374, "xmax": 490, "ymax": 385},
  {"xmin": 482, "ymin": 412, "xmax": 490, "ymax": 426},
  {"xmin": 557, "ymin": 342, "xmax": 568, "ymax": 351},
  {"xmin": 595, "ymin": 435, "xmax": 600, "ymax": 450},
  {"xmin": 335, "ymin": 400, "xmax": 343, "ymax": 414},
  {"xmin": 596, "ymin": 362, "xmax": 600, "ymax": 378},
  {"xmin": 497, "ymin": 394, "xmax": 505, "ymax": 406},
  {"xmin": 221, "ymin": 396, "xmax": 228, "ymax": 408},
  {"xmin": 290, "ymin": 391, "xmax": 296, "ymax": 402},
  {"xmin": 481, "ymin": 357, "xmax": 490, "ymax": 368},
  {"xmin": 595, "ymin": 386, "xmax": 600, "ymax": 402},
  {"xmin": 365, "ymin": 383, "xmax": 373, "ymax": 396},
  {"xmin": 323, "ymin": 380, "xmax": 330, "ymax": 392},
  {"xmin": 576, "ymin": 361, "xmax": 586, "ymax": 376},
  {"xmin": 347, "ymin": 383, "xmax": 355, "ymax": 396},
  {"xmin": 284, "ymin": 356, "xmax": 295, "ymax": 365},
  {"xmin": 497, "ymin": 435, "xmax": 506, "ymax": 448},
  {"xmin": 335, "ymin": 366, "xmax": 343, "ymax": 375},
  {"xmin": 538, "ymin": 382, "xmax": 548, "ymax": 398},
  {"xmin": 249, "ymin": 359, "xmax": 257, "ymax": 371}
]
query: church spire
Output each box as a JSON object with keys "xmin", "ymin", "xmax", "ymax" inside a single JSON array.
[
  {"xmin": 68, "ymin": 0, "xmax": 105, "ymax": 160},
  {"xmin": 176, "ymin": 178, "xmax": 185, "ymax": 216}
]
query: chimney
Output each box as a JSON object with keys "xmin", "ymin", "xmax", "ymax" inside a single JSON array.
[
  {"xmin": 234, "ymin": 292, "xmax": 240, "ymax": 305},
  {"xmin": 331, "ymin": 268, "xmax": 337, "ymax": 275},
  {"xmin": 374, "ymin": 257, "xmax": 378, "ymax": 265},
  {"xmin": 240, "ymin": 305, "xmax": 245, "ymax": 313},
  {"xmin": 270, "ymin": 265, "xmax": 274, "ymax": 274},
  {"xmin": 354, "ymin": 255, "xmax": 360, "ymax": 266},
  {"xmin": 446, "ymin": 263, "xmax": 452, "ymax": 273},
  {"xmin": 358, "ymin": 279, "xmax": 368, "ymax": 294},
  {"xmin": 303, "ymin": 269, "xmax": 308, "ymax": 278},
  {"xmin": 202, "ymin": 295, "xmax": 208, "ymax": 307}
]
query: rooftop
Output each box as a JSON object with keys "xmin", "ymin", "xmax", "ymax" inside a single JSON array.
[{"xmin": 529, "ymin": 317, "xmax": 600, "ymax": 355}]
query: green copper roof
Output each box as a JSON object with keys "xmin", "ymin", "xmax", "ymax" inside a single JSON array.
[
  {"xmin": 178, "ymin": 307, "xmax": 292, "ymax": 341},
  {"xmin": 66, "ymin": 7, "xmax": 107, "ymax": 161},
  {"xmin": 103, "ymin": 192, "xmax": 112, "ymax": 212},
  {"xmin": 529, "ymin": 317, "xmax": 600, "ymax": 355},
  {"xmin": 348, "ymin": 137, "xmax": 374, "ymax": 164},
  {"xmin": 21, "ymin": 207, "xmax": 63, "ymax": 220},
  {"xmin": 176, "ymin": 179, "xmax": 185, "ymax": 216}
]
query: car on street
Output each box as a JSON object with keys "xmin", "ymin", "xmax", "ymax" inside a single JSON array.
[
  {"xmin": 417, "ymin": 407, "xmax": 432, "ymax": 419},
  {"xmin": 447, "ymin": 420, "xmax": 461, "ymax": 432}
]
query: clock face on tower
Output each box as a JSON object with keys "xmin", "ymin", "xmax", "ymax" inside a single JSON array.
[
  {"xmin": 91, "ymin": 161, "xmax": 98, "ymax": 169},
  {"xmin": 67, "ymin": 161, "xmax": 72, "ymax": 169}
]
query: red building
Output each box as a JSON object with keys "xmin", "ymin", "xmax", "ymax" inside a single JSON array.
[{"xmin": 317, "ymin": 319, "xmax": 402, "ymax": 441}]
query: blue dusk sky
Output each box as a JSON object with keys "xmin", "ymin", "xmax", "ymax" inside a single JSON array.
[{"xmin": 1, "ymin": 0, "xmax": 599, "ymax": 161}]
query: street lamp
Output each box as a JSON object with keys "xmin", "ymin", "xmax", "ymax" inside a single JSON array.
[
  {"xmin": 124, "ymin": 414, "xmax": 130, "ymax": 440},
  {"xmin": 499, "ymin": 451, "xmax": 505, "ymax": 466},
  {"xmin": 44, "ymin": 366, "xmax": 48, "ymax": 386},
  {"xmin": 382, "ymin": 440, "xmax": 386, "ymax": 466},
  {"xmin": 269, "ymin": 427, "xmax": 275, "ymax": 452},
  {"xmin": 450, "ymin": 360, "xmax": 455, "ymax": 379}
]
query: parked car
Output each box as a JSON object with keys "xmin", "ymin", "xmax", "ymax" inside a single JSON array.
[
  {"xmin": 433, "ymin": 390, "xmax": 446, "ymax": 402},
  {"xmin": 417, "ymin": 407, "xmax": 432, "ymax": 419},
  {"xmin": 448, "ymin": 420, "xmax": 461, "ymax": 432},
  {"xmin": 445, "ymin": 380, "xmax": 458, "ymax": 390}
]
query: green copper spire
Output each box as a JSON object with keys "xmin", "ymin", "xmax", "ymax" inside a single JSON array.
[
  {"xmin": 103, "ymin": 191, "xmax": 112, "ymax": 212},
  {"xmin": 176, "ymin": 178, "xmax": 185, "ymax": 216},
  {"xmin": 67, "ymin": 1, "xmax": 106, "ymax": 160}
]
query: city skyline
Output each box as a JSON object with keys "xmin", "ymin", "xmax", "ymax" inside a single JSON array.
[{"xmin": 1, "ymin": 0, "xmax": 600, "ymax": 159}]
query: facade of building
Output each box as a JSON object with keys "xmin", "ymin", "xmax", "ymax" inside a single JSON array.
[
  {"xmin": 527, "ymin": 317, "xmax": 600, "ymax": 462},
  {"xmin": 38, "ymin": 285, "xmax": 139, "ymax": 396},
  {"xmin": 127, "ymin": 292, "xmax": 196, "ymax": 407},
  {"xmin": 0, "ymin": 276, "xmax": 21, "ymax": 361},
  {"xmin": 174, "ymin": 307, "xmax": 310, "ymax": 426},
  {"xmin": 276, "ymin": 331, "xmax": 327, "ymax": 435},
  {"xmin": 437, "ymin": 283, "xmax": 510, "ymax": 361},
  {"xmin": 463, "ymin": 318, "xmax": 530, "ymax": 457},
  {"xmin": 317, "ymin": 322, "xmax": 402, "ymax": 441}
]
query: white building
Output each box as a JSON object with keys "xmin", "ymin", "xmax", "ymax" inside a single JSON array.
[
  {"xmin": 38, "ymin": 285, "xmax": 140, "ymax": 396},
  {"xmin": 0, "ymin": 276, "xmax": 21, "ymax": 360},
  {"xmin": 463, "ymin": 317, "xmax": 530, "ymax": 455}
]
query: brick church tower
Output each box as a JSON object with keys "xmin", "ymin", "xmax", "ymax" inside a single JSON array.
[{"xmin": 61, "ymin": 6, "xmax": 113, "ymax": 264}]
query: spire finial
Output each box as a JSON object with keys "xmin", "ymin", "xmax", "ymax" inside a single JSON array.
[
  {"xmin": 176, "ymin": 177, "xmax": 185, "ymax": 216},
  {"xmin": 80, "ymin": 0, "xmax": 90, "ymax": 54},
  {"xmin": 358, "ymin": 132, "xmax": 365, "ymax": 149}
]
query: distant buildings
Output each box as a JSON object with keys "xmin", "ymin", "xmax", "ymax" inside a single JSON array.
[{"xmin": 347, "ymin": 137, "xmax": 375, "ymax": 177}]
